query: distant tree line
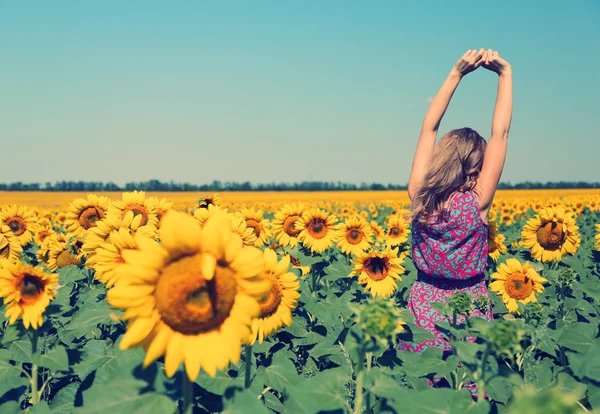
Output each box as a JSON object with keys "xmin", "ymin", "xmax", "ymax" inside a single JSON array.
[{"xmin": 0, "ymin": 180, "xmax": 599, "ymax": 192}]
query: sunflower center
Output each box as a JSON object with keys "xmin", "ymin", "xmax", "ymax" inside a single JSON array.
[
  {"xmin": 6, "ymin": 218, "xmax": 26, "ymax": 236},
  {"xmin": 79, "ymin": 207, "xmax": 104, "ymax": 230},
  {"xmin": 536, "ymin": 221, "xmax": 566, "ymax": 251},
  {"xmin": 19, "ymin": 275, "xmax": 45, "ymax": 305},
  {"xmin": 246, "ymin": 219, "xmax": 262, "ymax": 237},
  {"xmin": 346, "ymin": 229, "xmax": 363, "ymax": 245},
  {"xmin": 308, "ymin": 219, "xmax": 327, "ymax": 239},
  {"xmin": 364, "ymin": 257, "xmax": 389, "ymax": 281},
  {"xmin": 155, "ymin": 254, "xmax": 237, "ymax": 335},
  {"xmin": 122, "ymin": 203, "xmax": 149, "ymax": 226},
  {"xmin": 505, "ymin": 272, "xmax": 533, "ymax": 300},
  {"xmin": 38, "ymin": 231, "xmax": 51, "ymax": 242},
  {"xmin": 258, "ymin": 274, "xmax": 282, "ymax": 318},
  {"xmin": 389, "ymin": 227, "xmax": 401, "ymax": 237},
  {"xmin": 283, "ymin": 216, "xmax": 301, "ymax": 237}
]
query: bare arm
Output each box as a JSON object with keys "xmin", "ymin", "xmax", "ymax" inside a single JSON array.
[
  {"xmin": 408, "ymin": 49, "xmax": 485, "ymax": 200},
  {"xmin": 477, "ymin": 50, "xmax": 513, "ymax": 210}
]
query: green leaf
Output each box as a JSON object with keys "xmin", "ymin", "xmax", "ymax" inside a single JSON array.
[
  {"xmin": 556, "ymin": 322, "xmax": 596, "ymax": 353},
  {"xmin": 369, "ymin": 370, "xmax": 406, "ymax": 399},
  {"xmin": 256, "ymin": 353, "xmax": 300, "ymax": 392},
  {"xmin": 30, "ymin": 401, "xmax": 52, "ymax": 413},
  {"xmin": 196, "ymin": 369, "xmax": 243, "ymax": 396},
  {"xmin": 0, "ymin": 402, "xmax": 21, "ymax": 414},
  {"xmin": 322, "ymin": 260, "xmax": 353, "ymax": 281},
  {"xmin": 486, "ymin": 376, "xmax": 512, "ymax": 404},
  {"xmin": 36, "ymin": 345, "xmax": 69, "ymax": 372},
  {"xmin": 49, "ymin": 383, "xmax": 79, "ymax": 413},
  {"xmin": 386, "ymin": 388, "xmax": 476, "ymax": 414},
  {"xmin": 284, "ymin": 368, "xmax": 350, "ymax": 414},
  {"xmin": 0, "ymin": 350, "xmax": 20, "ymax": 381},
  {"xmin": 222, "ymin": 389, "xmax": 268, "ymax": 414},
  {"xmin": 569, "ymin": 340, "xmax": 600, "ymax": 382},
  {"xmin": 555, "ymin": 372, "xmax": 587, "ymax": 400},
  {"xmin": 75, "ymin": 378, "xmax": 176, "ymax": 414},
  {"xmin": 65, "ymin": 301, "xmax": 114, "ymax": 340},
  {"xmin": 8, "ymin": 338, "xmax": 32, "ymax": 363},
  {"xmin": 72, "ymin": 340, "xmax": 116, "ymax": 381}
]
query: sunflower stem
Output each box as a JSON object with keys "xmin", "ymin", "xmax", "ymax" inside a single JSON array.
[
  {"xmin": 181, "ymin": 371, "xmax": 194, "ymax": 414},
  {"xmin": 365, "ymin": 352, "xmax": 373, "ymax": 414},
  {"xmin": 476, "ymin": 344, "xmax": 491, "ymax": 404},
  {"xmin": 30, "ymin": 330, "xmax": 39, "ymax": 405},
  {"xmin": 244, "ymin": 344, "xmax": 253, "ymax": 389},
  {"xmin": 353, "ymin": 345, "xmax": 366, "ymax": 414}
]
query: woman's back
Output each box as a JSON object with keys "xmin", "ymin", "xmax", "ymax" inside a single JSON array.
[{"xmin": 411, "ymin": 190, "xmax": 488, "ymax": 279}]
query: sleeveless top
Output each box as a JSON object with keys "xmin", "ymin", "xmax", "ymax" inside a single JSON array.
[{"xmin": 411, "ymin": 190, "xmax": 488, "ymax": 280}]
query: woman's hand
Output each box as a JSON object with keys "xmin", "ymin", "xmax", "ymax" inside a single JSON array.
[
  {"xmin": 481, "ymin": 50, "xmax": 511, "ymax": 76},
  {"xmin": 450, "ymin": 49, "xmax": 485, "ymax": 78}
]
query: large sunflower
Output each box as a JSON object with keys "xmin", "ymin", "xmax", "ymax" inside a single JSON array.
[
  {"xmin": 108, "ymin": 191, "xmax": 158, "ymax": 228},
  {"xmin": 0, "ymin": 205, "xmax": 39, "ymax": 246},
  {"xmin": 489, "ymin": 258, "xmax": 547, "ymax": 313},
  {"xmin": 106, "ymin": 210, "xmax": 271, "ymax": 380},
  {"xmin": 521, "ymin": 207, "xmax": 581, "ymax": 262},
  {"xmin": 237, "ymin": 208, "xmax": 271, "ymax": 247},
  {"xmin": 0, "ymin": 226, "xmax": 22, "ymax": 263},
  {"xmin": 0, "ymin": 260, "xmax": 59, "ymax": 329},
  {"xmin": 350, "ymin": 248, "xmax": 405, "ymax": 298},
  {"xmin": 64, "ymin": 194, "xmax": 111, "ymax": 236},
  {"xmin": 296, "ymin": 208, "xmax": 339, "ymax": 253},
  {"xmin": 249, "ymin": 249, "xmax": 300, "ymax": 344},
  {"xmin": 488, "ymin": 220, "xmax": 507, "ymax": 262},
  {"xmin": 337, "ymin": 215, "xmax": 373, "ymax": 256},
  {"xmin": 271, "ymin": 204, "xmax": 305, "ymax": 248},
  {"xmin": 385, "ymin": 215, "xmax": 410, "ymax": 248}
]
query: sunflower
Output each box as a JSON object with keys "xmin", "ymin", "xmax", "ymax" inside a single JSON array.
[
  {"xmin": 290, "ymin": 255, "xmax": 311, "ymax": 277},
  {"xmin": 249, "ymin": 249, "xmax": 300, "ymax": 344},
  {"xmin": 93, "ymin": 228, "xmax": 140, "ymax": 288},
  {"xmin": 147, "ymin": 197, "xmax": 174, "ymax": 229},
  {"xmin": 34, "ymin": 220, "xmax": 55, "ymax": 246},
  {"xmin": 228, "ymin": 215, "xmax": 259, "ymax": 247},
  {"xmin": 237, "ymin": 208, "xmax": 271, "ymax": 247},
  {"xmin": 0, "ymin": 205, "xmax": 39, "ymax": 246},
  {"xmin": 489, "ymin": 258, "xmax": 547, "ymax": 313},
  {"xmin": 337, "ymin": 216, "xmax": 373, "ymax": 256},
  {"xmin": 46, "ymin": 236, "xmax": 81, "ymax": 271},
  {"xmin": 64, "ymin": 194, "xmax": 111, "ymax": 236},
  {"xmin": 106, "ymin": 210, "xmax": 271, "ymax": 380},
  {"xmin": 271, "ymin": 203, "xmax": 305, "ymax": 248},
  {"xmin": 108, "ymin": 191, "xmax": 158, "ymax": 228},
  {"xmin": 488, "ymin": 220, "xmax": 507, "ymax": 261},
  {"xmin": 82, "ymin": 211, "xmax": 158, "ymax": 269},
  {"xmin": 521, "ymin": 207, "xmax": 581, "ymax": 262},
  {"xmin": 196, "ymin": 193, "xmax": 221, "ymax": 209},
  {"xmin": 0, "ymin": 227, "xmax": 22, "ymax": 263},
  {"xmin": 296, "ymin": 208, "xmax": 339, "ymax": 253},
  {"xmin": 385, "ymin": 215, "xmax": 410, "ymax": 248},
  {"xmin": 52, "ymin": 212, "xmax": 68, "ymax": 230},
  {"xmin": 0, "ymin": 260, "xmax": 59, "ymax": 329},
  {"xmin": 193, "ymin": 204, "xmax": 229, "ymax": 227},
  {"xmin": 595, "ymin": 224, "xmax": 600, "ymax": 251},
  {"xmin": 369, "ymin": 221, "xmax": 385, "ymax": 241},
  {"xmin": 350, "ymin": 248, "xmax": 405, "ymax": 298}
]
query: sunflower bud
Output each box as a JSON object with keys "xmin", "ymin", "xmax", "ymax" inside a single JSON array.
[
  {"xmin": 473, "ymin": 295, "xmax": 491, "ymax": 315},
  {"xmin": 507, "ymin": 384, "xmax": 583, "ymax": 414},
  {"xmin": 557, "ymin": 268, "xmax": 577, "ymax": 289},
  {"xmin": 479, "ymin": 319, "xmax": 524, "ymax": 357},
  {"xmin": 351, "ymin": 298, "xmax": 405, "ymax": 346},
  {"xmin": 447, "ymin": 291, "xmax": 474, "ymax": 316}
]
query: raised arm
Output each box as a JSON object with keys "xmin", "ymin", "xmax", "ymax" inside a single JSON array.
[
  {"xmin": 477, "ymin": 50, "xmax": 513, "ymax": 210},
  {"xmin": 408, "ymin": 49, "xmax": 485, "ymax": 200}
]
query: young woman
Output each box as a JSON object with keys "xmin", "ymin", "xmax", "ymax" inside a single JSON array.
[{"xmin": 400, "ymin": 48, "xmax": 513, "ymax": 371}]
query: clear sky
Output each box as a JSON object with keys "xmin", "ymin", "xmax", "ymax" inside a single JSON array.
[{"xmin": 1, "ymin": 1, "xmax": 598, "ymax": 186}]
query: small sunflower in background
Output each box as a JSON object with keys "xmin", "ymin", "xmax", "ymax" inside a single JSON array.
[
  {"xmin": 52, "ymin": 212, "xmax": 68, "ymax": 231},
  {"xmin": 237, "ymin": 208, "xmax": 271, "ymax": 247},
  {"xmin": 93, "ymin": 228, "xmax": 140, "ymax": 288},
  {"xmin": 0, "ymin": 227, "xmax": 22, "ymax": 263},
  {"xmin": 249, "ymin": 249, "xmax": 300, "ymax": 344},
  {"xmin": 369, "ymin": 221, "xmax": 385, "ymax": 241},
  {"xmin": 489, "ymin": 258, "xmax": 547, "ymax": 313},
  {"xmin": 108, "ymin": 190, "xmax": 158, "ymax": 228},
  {"xmin": 337, "ymin": 215, "xmax": 373, "ymax": 256},
  {"xmin": 290, "ymin": 255, "xmax": 311, "ymax": 277},
  {"xmin": 488, "ymin": 220, "xmax": 507, "ymax": 261},
  {"xmin": 46, "ymin": 235, "xmax": 81, "ymax": 271},
  {"xmin": 64, "ymin": 194, "xmax": 111, "ymax": 236},
  {"xmin": 196, "ymin": 193, "xmax": 221, "ymax": 209},
  {"xmin": 0, "ymin": 205, "xmax": 39, "ymax": 246},
  {"xmin": 350, "ymin": 248, "xmax": 405, "ymax": 298},
  {"xmin": 147, "ymin": 197, "xmax": 174, "ymax": 229},
  {"xmin": 34, "ymin": 220, "xmax": 54, "ymax": 246},
  {"xmin": 595, "ymin": 224, "xmax": 600, "ymax": 251},
  {"xmin": 193, "ymin": 204, "xmax": 229, "ymax": 227},
  {"xmin": 296, "ymin": 208, "xmax": 340, "ymax": 254},
  {"xmin": 271, "ymin": 203, "xmax": 305, "ymax": 248},
  {"xmin": 0, "ymin": 259, "xmax": 59, "ymax": 329},
  {"xmin": 385, "ymin": 215, "xmax": 410, "ymax": 248},
  {"xmin": 107, "ymin": 210, "xmax": 271, "ymax": 380},
  {"xmin": 521, "ymin": 206, "xmax": 580, "ymax": 262},
  {"xmin": 228, "ymin": 215, "xmax": 258, "ymax": 247}
]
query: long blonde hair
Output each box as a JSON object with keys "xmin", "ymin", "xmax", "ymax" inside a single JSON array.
[{"xmin": 411, "ymin": 127, "xmax": 487, "ymax": 225}]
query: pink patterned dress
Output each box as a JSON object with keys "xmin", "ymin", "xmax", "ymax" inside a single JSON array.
[{"xmin": 399, "ymin": 190, "xmax": 493, "ymax": 354}]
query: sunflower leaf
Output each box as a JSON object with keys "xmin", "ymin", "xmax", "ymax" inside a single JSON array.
[
  {"xmin": 283, "ymin": 368, "xmax": 350, "ymax": 414},
  {"xmin": 49, "ymin": 383, "xmax": 79, "ymax": 413},
  {"xmin": 255, "ymin": 353, "xmax": 300, "ymax": 392},
  {"xmin": 556, "ymin": 322, "xmax": 597, "ymax": 353}
]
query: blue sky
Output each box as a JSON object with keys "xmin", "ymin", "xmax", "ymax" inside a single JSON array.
[{"xmin": 1, "ymin": 1, "xmax": 598, "ymax": 185}]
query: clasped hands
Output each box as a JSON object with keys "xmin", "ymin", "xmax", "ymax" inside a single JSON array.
[{"xmin": 452, "ymin": 48, "xmax": 511, "ymax": 77}]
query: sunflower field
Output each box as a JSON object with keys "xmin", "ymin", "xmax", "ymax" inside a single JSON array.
[{"xmin": 1, "ymin": 190, "xmax": 600, "ymax": 413}]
